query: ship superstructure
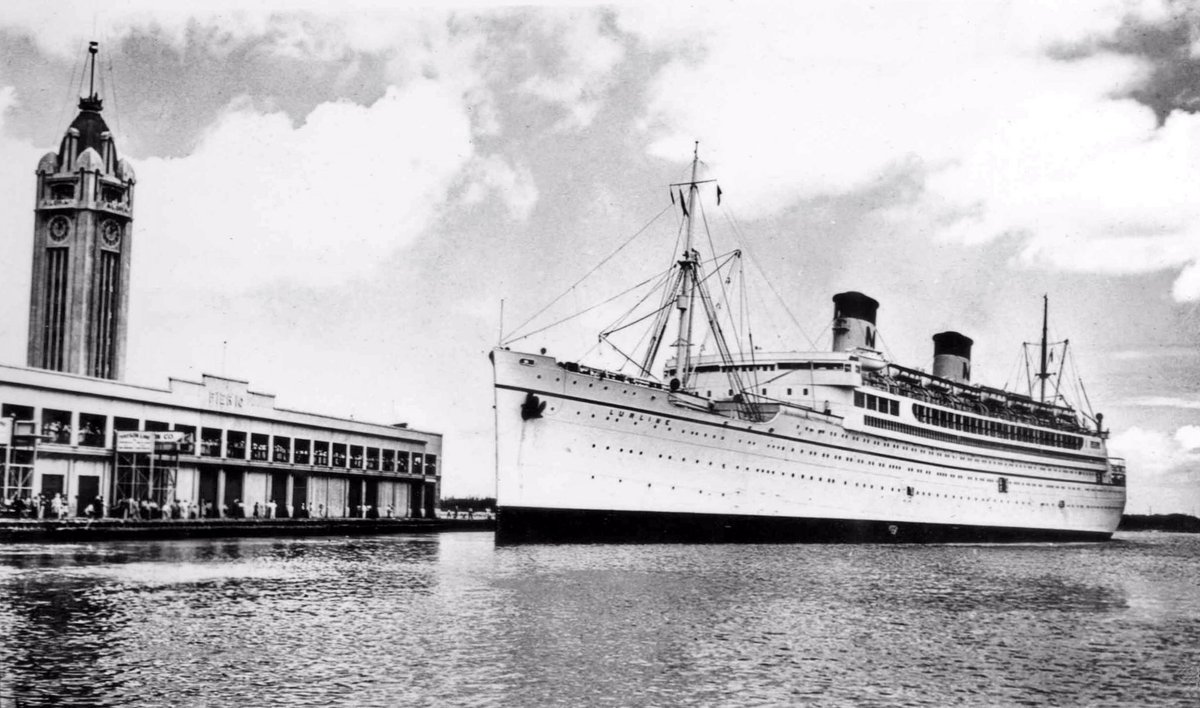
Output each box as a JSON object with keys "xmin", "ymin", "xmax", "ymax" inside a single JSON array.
[{"xmin": 492, "ymin": 148, "xmax": 1126, "ymax": 543}]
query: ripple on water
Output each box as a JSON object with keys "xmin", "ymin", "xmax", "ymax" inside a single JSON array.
[{"xmin": 0, "ymin": 532, "xmax": 1197, "ymax": 707}]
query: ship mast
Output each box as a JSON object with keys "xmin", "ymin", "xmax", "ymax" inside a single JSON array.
[
  {"xmin": 1038, "ymin": 294, "xmax": 1049, "ymax": 403},
  {"xmin": 674, "ymin": 142, "xmax": 701, "ymax": 389}
]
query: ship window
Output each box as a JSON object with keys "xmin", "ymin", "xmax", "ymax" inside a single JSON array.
[
  {"xmin": 787, "ymin": 388, "xmax": 793, "ymax": 396},
  {"xmin": 889, "ymin": 400, "xmax": 898, "ymax": 416}
]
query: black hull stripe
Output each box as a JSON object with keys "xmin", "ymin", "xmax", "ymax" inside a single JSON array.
[
  {"xmin": 496, "ymin": 506, "xmax": 1114, "ymax": 544},
  {"xmin": 495, "ymin": 384, "xmax": 1115, "ymax": 488}
]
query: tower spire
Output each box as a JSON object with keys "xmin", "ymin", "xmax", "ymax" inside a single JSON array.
[{"xmin": 80, "ymin": 41, "xmax": 103, "ymax": 112}]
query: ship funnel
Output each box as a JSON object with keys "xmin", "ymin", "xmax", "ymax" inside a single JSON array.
[
  {"xmin": 932, "ymin": 331, "xmax": 973, "ymax": 383},
  {"xmin": 831, "ymin": 292, "xmax": 879, "ymax": 352}
]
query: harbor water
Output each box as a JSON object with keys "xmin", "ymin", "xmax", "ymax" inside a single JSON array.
[{"xmin": 0, "ymin": 531, "xmax": 1197, "ymax": 706}]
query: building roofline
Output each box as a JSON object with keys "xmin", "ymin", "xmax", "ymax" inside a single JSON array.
[{"xmin": 0, "ymin": 362, "xmax": 441, "ymax": 440}]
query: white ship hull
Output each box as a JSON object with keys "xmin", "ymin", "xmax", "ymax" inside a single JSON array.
[{"xmin": 492, "ymin": 348, "xmax": 1126, "ymax": 543}]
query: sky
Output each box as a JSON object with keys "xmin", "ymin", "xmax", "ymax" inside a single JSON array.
[{"xmin": 0, "ymin": 0, "xmax": 1198, "ymax": 514}]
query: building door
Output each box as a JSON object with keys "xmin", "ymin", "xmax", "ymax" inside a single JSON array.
[
  {"xmin": 224, "ymin": 471, "xmax": 244, "ymax": 517},
  {"xmin": 41, "ymin": 473, "xmax": 65, "ymax": 500},
  {"xmin": 76, "ymin": 476, "xmax": 99, "ymax": 515},
  {"xmin": 365, "ymin": 480, "xmax": 379, "ymax": 518},
  {"xmin": 271, "ymin": 472, "xmax": 289, "ymax": 518},
  {"xmin": 198, "ymin": 468, "xmax": 218, "ymax": 517},
  {"xmin": 348, "ymin": 478, "xmax": 363, "ymax": 518},
  {"xmin": 292, "ymin": 474, "xmax": 307, "ymax": 515}
]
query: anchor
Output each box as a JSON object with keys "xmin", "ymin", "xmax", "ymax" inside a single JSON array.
[{"xmin": 520, "ymin": 392, "xmax": 546, "ymax": 420}]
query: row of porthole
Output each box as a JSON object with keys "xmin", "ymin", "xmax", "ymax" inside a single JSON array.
[
  {"xmin": 848, "ymin": 430, "xmax": 1088, "ymax": 478},
  {"xmin": 583, "ymin": 459, "xmax": 1066, "ymax": 508},
  {"xmin": 570, "ymin": 400, "xmax": 1092, "ymax": 488},
  {"xmin": 586, "ymin": 413, "xmax": 1083, "ymax": 496},
  {"xmin": 586, "ymin": 400, "xmax": 1065, "ymax": 482},
  {"xmin": 588, "ymin": 474, "xmax": 733, "ymax": 496},
  {"xmin": 582, "ymin": 442, "xmax": 1100, "ymax": 509},
  {"xmin": 562, "ymin": 391, "xmax": 1083, "ymax": 481}
]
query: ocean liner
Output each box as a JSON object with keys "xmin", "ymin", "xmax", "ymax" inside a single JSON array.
[{"xmin": 492, "ymin": 147, "xmax": 1127, "ymax": 543}]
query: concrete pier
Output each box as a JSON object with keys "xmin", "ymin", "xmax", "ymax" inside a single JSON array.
[{"xmin": 0, "ymin": 517, "xmax": 493, "ymax": 543}]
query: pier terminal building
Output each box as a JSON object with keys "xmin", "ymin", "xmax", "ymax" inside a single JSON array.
[{"xmin": 0, "ymin": 45, "xmax": 441, "ymax": 518}]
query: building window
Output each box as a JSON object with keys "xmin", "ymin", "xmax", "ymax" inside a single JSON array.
[
  {"xmin": 382, "ymin": 449, "xmax": 394, "ymax": 472},
  {"xmin": 366, "ymin": 447, "xmax": 379, "ymax": 471},
  {"xmin": 314, "ymin": 441, "xmax": 329, "ymax": 466},
  {"xmin": 1, "ymin": 404, "xmax": 34, "ymax": 422},
  {"xmin": 174, "ymin": 424, "xmax": 196, "ymax": 455},
  {"xmin": 294, "ymin": 439, "xmax": 311, "ymax": 465},
  {"xmin": 201, "ymin": 428, "xmax": 221, "ymax": 457},
  {"xmin": 41, "ymin": 409, "xmax": 72, "ymax": 444},
  {"xmin": 251, "ymin": 433, "xmax": 269, "ymax": 461},
  {"xmin": 79, "ymin": 413, "xmax": 107, "ymax": 447},
  {"xmin": 114, "ymin": 416, "xmax": 138, "ymax": 432},
  {"xmin": 349, "ymin": 445, "xmax": 364, "ymax": 469},
  {"xmin": 1, "ymin": 445, "xmax": 35, "ymax": 502},
  {"xmin": 425, "ymin": 454, "xmax": 437, "ymax": 477},
  {"xmin": 332, "ymin": 443, "xmax": 347, "ymax": 467},
  {"xmin": 273, "ymin": 436, "xmax": 291, "ymax": 463},
  {"xmin": 144, "ymin": 420, "xmax": 169, "ymax": 432},
  {"xmin": 413, "ymin": 453, "xmax": 424, "ymax": 476},
  {"xmin": 227, "ymin": 431, "xmax": 247, "ymax": 459},
  {"xmin": 396, "ymin": 451, "xmax": 409, "ymax": 474}
]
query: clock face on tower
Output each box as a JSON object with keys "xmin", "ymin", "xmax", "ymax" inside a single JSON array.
[
  {"xmin": 48, "ymin": 216, "xmax": 71, "ymax": 243},
  {"xmin": 101, "ymin": 220, "xmax": 121, "ymax": 248}
]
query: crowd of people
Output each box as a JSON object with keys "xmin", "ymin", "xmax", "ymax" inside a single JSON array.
[
  {"xmin": 0, "ymin": 492, "xmax": 86, "ymax": 519},
  {"xmin": 0, "ymin": 494, "xmax": 418, "ymax": 521}
]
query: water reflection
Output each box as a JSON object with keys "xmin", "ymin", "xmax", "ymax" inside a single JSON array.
[{"xmin": 0, "ymin": 532, "xmax": 1197, "ymax": 706}]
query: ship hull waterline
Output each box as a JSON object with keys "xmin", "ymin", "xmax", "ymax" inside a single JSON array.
[{"xmin": 496, "ymin": 506, "xmax": 1114, "ymax": 544}]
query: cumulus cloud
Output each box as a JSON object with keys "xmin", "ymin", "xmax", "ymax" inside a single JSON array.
[
  {"xmin": 1120, "ymin": 395, "xmax": 1200, "ymax": 410},
  {"xmin": 1108, "ymin": 424, "xmax": 1200, "ymax": 513},
  {"xmin": 459, "ymin": 154, "xmax": 539, "ymax": 220},
  {"xmin": 619, "ymin": 0, "xmax": 1200, "ymax": 302},
  {"xmin": 1110, "ymin": 425, "xmax": 1200, "ymax": 483},
  {"xmin": 0, "ymin": 86, "xmax": 43, "ymax": 363},
  {"xmin": 518, "ymin": 9, "xmax": 625, "ymax": 130},
  {"xmin": 134, "ymin": 81, "xmax": 476, "ymax": 292}
]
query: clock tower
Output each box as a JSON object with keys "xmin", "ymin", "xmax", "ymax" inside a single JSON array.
[{"xmin": 27, "ymin": 42, "xmax": 135, "ymax": 380}]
